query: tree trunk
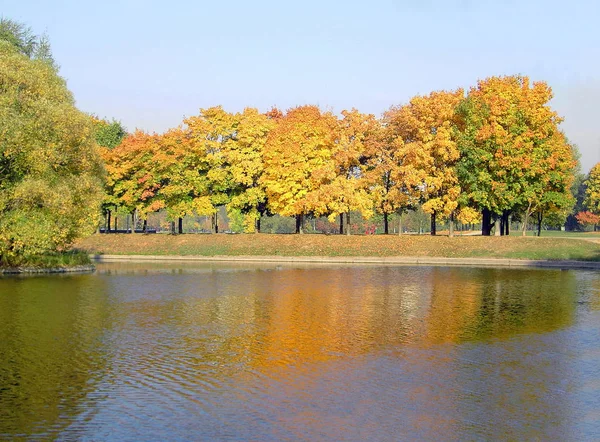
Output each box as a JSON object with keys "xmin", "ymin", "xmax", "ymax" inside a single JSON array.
[
  {"xmin": 131, "ymin": 210, "xmax": 137, "ymax": 234},
  {"xmin": 211, "ymin": 213, "xmax": 219, "ymax": 234},
  {"xmin": 494, "ymin": 219, "xmax": 501, "ymax": 236},
  {"xmin": 170, "ymin": 220, "xmax": 175, "ymax": 234},
  {"xmin": 346, "ymin": 212, "xmax": 351, "ymax": 236},
  {"xmin": 384, "ymin": 213, "xmax": 389, "ymax": 234},
  {"xmin": 503, "ymin": 211, "xmax": 510, "ymax": 236},
  {"xmin": 499, "ymin": 214, "xmax": 505, "ymax": 236},
  {"xmin": 430, "ymin": 211, "xmax": 437, "ymax": 236},
  {"xmin": 115, "ymin": 215, "xmax": 118, "ymax": 232},
  {"xmin": 522, "ymin": 203, "xmax": 532, "ymax": 236},
  {"xmin": 339, "ymin": 214, "xmax": 344, "ymax": 235},
  {"xmin": 398, "ymin": 212, "xmax": 403, "ymax": 236},
  {"xmin": 256, "ymin": 217, "xmax": 261, "ymax": 233},
  {"xmin": 537, "ymin": 211, "xmax": 543, "ymax": 237},
  {"xmin": 143, "ymin": 219, "xmax": 147, "ymax": 233},
  {"xmin": 296, "ymin": 214, "xmax": 304, "ymax": 234},
  {"xmin": 106, "ymin": 210, "xmax": 111, "ymax": 233},
  {"xmin": 482, "ymin": 208, "xmax": 492, "ymax": 236},
  {"xmin": 448, "ymin": 212, "xmax": 454, "ymax": 237},
  {"xmin": 178, "ymin": 217, "xmax": 183, "ymax": 234}
]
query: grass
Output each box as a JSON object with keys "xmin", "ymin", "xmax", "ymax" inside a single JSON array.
[
  {"xmin": 75, "ymin": 233, "xmax": 600, "ymax": 262},
  {"xmin": 508, "ymin": 230, "xmax": 600, "ymax": 238},
  {"xmin": 0, "ymin": 250, "xmax": 91, "ymax": 269}
]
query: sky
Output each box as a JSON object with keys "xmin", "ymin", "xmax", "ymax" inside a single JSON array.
[{"xmin": 2, "ymin": 0, "xmax": 599, "ymax": 171}]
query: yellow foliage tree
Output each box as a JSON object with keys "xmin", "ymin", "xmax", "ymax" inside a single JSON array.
[
  {"xmin": 0, "ymin": 41, "xmax": 103, "ymax": 264},
  {"xmin": 385, "ymin": 89, "xmax": 464, "ymax": 235},
  {"xmin": 261, "ymin": 105, "xmax": 339, "ymax": 233},
  {"xmin": 224, "ymin": 108, "xmax": 275, "ymax": 232},
  {"xmin": 183, "ymin": 107, "xmax": 237, "ymax": 232},
  {"xmin": 584, "ymin": 162, "xmax": 600, "ymax": 215},
  {"xmin": 314, "ymin": 109, "xmax": 377, "ymax": 234}
]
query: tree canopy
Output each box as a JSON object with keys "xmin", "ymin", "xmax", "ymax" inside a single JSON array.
[
  {"xmin": 0, "ymin": 40, "xmax": 103, "ymax": 264},
  {"xmin": 99, "ymin": 77, "xmax": 578, "ymax": 236}
]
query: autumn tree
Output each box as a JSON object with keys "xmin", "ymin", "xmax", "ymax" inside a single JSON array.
[
  {"xmin": 101, "ymin": 130, "xmax": 164, "ymax": 233},
  {"xmin": 261, "ymin": 105, "xmax": 339, "ymax": 233},
  {"xmin": 575, "ymin": 211, "xmax": 600, "ymax": 230},
  {"xmin": 224, "ymin": 108, "xmax": 275, "ymax": 232},
  {"xmin": 385, "ymin": 90, "xmax": 464, "ymax": 236},
  {"xmin": 316, "ymin": 109, "xmax": 376, "ymax": 234},
  {"xmin": 580, "ymin": 162, "xmax": 600, "ymax": 231},
  {"xmin": 0, "ymin": 39, "xmax": 103, "ymax": 264},
  {"xmin": 456, "ymin": 75, "xmax": 576, "ymax": 236},
  {"xmin": 363, "ymin": 120, "xmax": 408, "ymax": 235},
  {"xmin": 584, "ymin": 162, "xmax": 600, "ymax": 215},
  {"xmin": 183, "ymin": 107, "xmax": 236, "ymax": 233},
  {"xmin": 93, "ymin": 117, "xmax": 127, "ymax": 231}
]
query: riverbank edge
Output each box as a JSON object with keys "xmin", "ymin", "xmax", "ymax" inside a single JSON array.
[
  {"xmin": 89, "ymin": 254, "xmax": 600, "ymax": 270},
  {"xmin": 0, "ymin": 264, "xmax": 96, "ymax": 275}
]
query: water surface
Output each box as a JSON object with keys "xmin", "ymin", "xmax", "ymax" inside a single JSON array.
[{"xmin": 1, "ymin": 263, "xmax": 599, "ymax": 440}]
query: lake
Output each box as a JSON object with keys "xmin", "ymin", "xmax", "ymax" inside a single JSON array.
[{"xmin": 1, "ymin": 262, "xmax": 599, "ymax": 440}]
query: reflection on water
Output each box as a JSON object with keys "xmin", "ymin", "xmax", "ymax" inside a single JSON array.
[{"xmin": 0, "ymin": 263, "xmax": 599, "ymax": 440}]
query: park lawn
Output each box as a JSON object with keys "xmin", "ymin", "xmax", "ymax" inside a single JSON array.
[
  {"xmin": 508, "ymin": 230, "xmax": 600, "ymax": 238},
  {"xmin": 75, "ymin": 233, "xmax": 600, "ymax": 262}
]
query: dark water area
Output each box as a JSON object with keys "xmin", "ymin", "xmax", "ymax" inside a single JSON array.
[{"xmin": 0, "ymin": 263, "xmax": 599, "ymax": 441}]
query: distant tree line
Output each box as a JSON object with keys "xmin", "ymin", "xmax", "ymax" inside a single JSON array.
[{"xmin": 100, "ymin": 77, "xmax": 593, "ymax": 236}]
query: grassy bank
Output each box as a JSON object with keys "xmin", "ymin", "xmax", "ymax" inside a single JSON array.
[
  {"xmin": 0, "ymin": 250, "xmax": 91, "ymax": 269},
  {"xmin": 75, "ymin": 233, "xmax": 600, "ymax": 262}
]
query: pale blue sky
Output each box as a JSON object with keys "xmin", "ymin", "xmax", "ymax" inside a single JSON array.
[{"xmin": 2, "ymin": 0, "xmax": 599, "ymax": 171}]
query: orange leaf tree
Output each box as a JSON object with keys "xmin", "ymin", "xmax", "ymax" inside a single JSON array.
[{"xmin": 102, "ymin": 130, "xmax": 162, "ymax": 232}]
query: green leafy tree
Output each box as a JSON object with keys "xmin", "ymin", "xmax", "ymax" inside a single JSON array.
[
  {"xmin": 0, "ymin": 40, "xmax": 103, "ymax": 264},
  {"xmin": 456, "ymin": 75, "xmax": 576, "ymax": 236},
  {"xmin": 584, "ymin": 162, "xmax": 600, "ymax": 215},
  {"xmin": 0, "ymin": 18, "xmax": 56, "ymax": 67},
  {"xmin": 92, "ymin": 117, "xmax": 127, "ymax": 149}
]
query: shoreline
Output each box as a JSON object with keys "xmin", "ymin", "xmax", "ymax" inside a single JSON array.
[
  {"xmin": 90, "ymin": 254, "xmax": 600, "ymax": 270},
  {"xmin": 0, "ymin": 264, "xmax": 96, "ymax": 275}
]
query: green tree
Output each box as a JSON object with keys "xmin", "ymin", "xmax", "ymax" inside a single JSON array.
[
  {"xmin": 584, "ymin": 162, "xmax": 600, "ymax": 215},
  {"xmin": 0, "ymin": 41, "xmax": 103, "ymax": 264},
  {"xmin": 456, "ymin": 75, "xmax": 576, "ymax": 236},
  {"xmin": 92, "ymin": 117, "xmax": 127, "ymax": 149},
  {"xmin": 0, "ymin": 18, "xmax": 56, "ymax": 66}
]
